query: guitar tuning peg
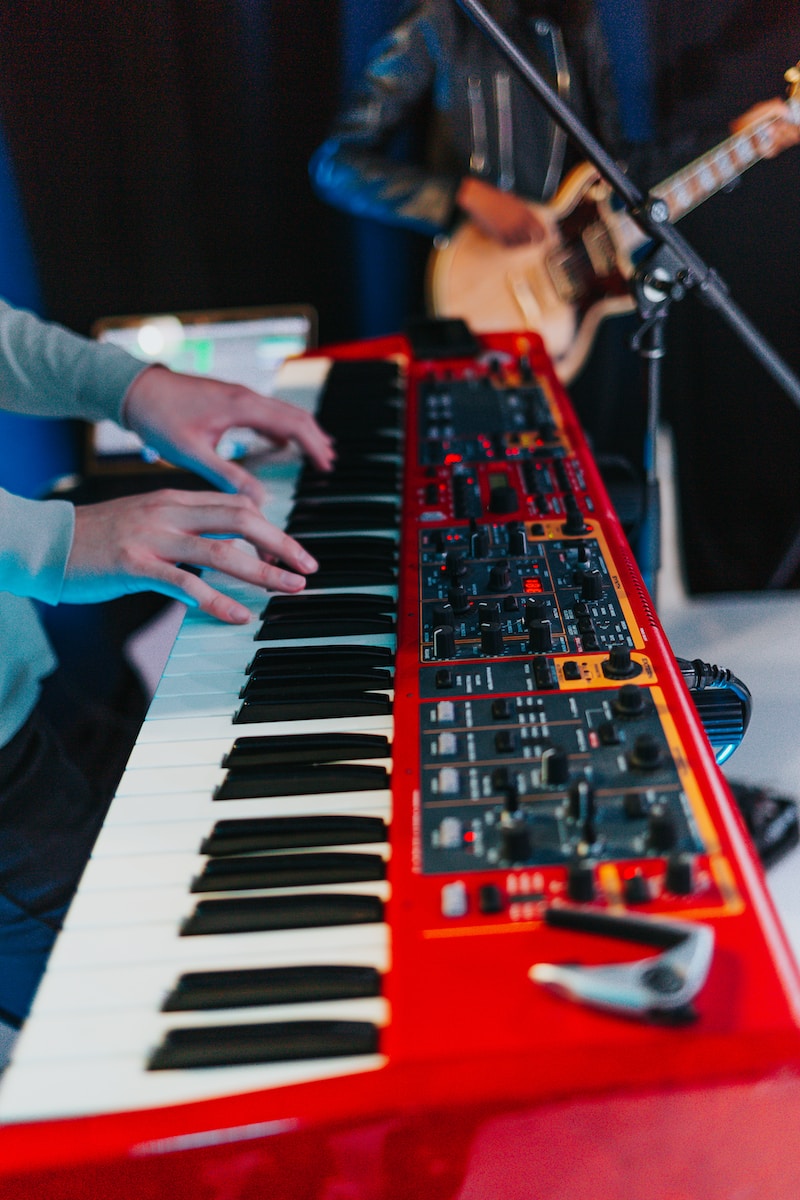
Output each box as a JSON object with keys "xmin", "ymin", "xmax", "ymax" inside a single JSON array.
[{"xmin": 785, "ymin": 64, "xmax": 800, "ymax": 89}]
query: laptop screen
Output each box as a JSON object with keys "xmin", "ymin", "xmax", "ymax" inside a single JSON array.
[{"xmin": 89, "ymin": 305, "xmax": 316, "ymax": 473}]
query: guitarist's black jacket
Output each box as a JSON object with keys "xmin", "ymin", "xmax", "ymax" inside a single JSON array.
[{"xmin": 309, "ymin": 0, "xmax": 629, "ymax": 236}]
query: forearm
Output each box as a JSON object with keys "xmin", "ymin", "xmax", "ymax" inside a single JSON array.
[
  {"xmin": 0, "ymin": 299, "xmax": 145, "ymax": 423},
  {"xmin": 0, "ymin": 488, "xmax": 74, "ymax": 604}
]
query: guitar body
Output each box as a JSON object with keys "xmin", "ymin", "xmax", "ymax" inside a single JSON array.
[{"xmin": 427, "ymin": 162, "xmax": 637, "ymax": 383}]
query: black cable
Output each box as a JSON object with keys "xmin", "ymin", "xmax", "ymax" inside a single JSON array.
[{"xmin": 675, "ymin": 657, "xmax": 753, "ymax": 765}]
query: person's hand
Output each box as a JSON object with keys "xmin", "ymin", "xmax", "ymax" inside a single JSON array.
[
  {"xmin": 456, "ymin": 177, "xmax": 546, "ymax": 246},
  {"xmin": 62, "ymin": 488, "xmax": 319, "ymax": 622},
  {"xmin": 730, "ymin": 98, "xmax": 800, "ymax": 158},
  {"xmin": 121, "ymin": 367, "xmax": 336, "ymax": 506}
]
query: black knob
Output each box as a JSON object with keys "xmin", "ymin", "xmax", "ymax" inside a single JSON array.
[
  {"xmin": 488, "ymin": 560, "xmax": 512, "ymax": 591},
  {"xmin": 507, "ymin": 520, "xmax": 528, "ymax": 556},
  {"xmin": 563, "ymin": 509, "xmax": 588, "ymax": 536},
  {"xmin": 444, "ymin": 551, "xmax": 467, "ymax": 579},
  {"xmin": 447, "ymin": 584, "xmax": 472, "ymax": 613},
  {"xmin": 432, "ymin": 625, "xmax": 456, "ymax": 660},
  {"xmin": 469, "ymin": 520, "xmax": 490, "ymax": 558},
  {"xmin": 647, "ymin": 806, "xmax": 677, "ymax": 852},
  {"xmin": 603, "ymin": 645, "xmax": 640, "ymax": 679},
  {"xmin": 623, "ymin": 790, "xmax": 648, "ymax": 819},
  {"xmin": 432, "ymin": 601, "xmax": 455, "ymax": 627},
  {"xmin": 480, "ymin": 620, "xmax": 505, "ymax": 657},
  {"xmin": 665, "ymin": 852, "xmax": 695, "ymax": 895},
  {"xmin": 494, "ymin": 729, "xmax": 516, "ymax": 754},
  {"xmin": 527, "ymin": 618, "xmax": 553, "ymax": 653},
  {"xmin": 614, "ymin": 683, "xmax": 645, "ymax": 717},
  {"xmin": 524, "ymin": 596, "xmax": 548, "ymax": 622},
  {"xmin": 624, "ymin": 871, "xmax": 651, "ymax": 905},
  {"xmin": 567, "ymin": 860, "xmax": 596, "ymax": 902},
  {"xmin": 540, "ymin": 745, "xmax": 569, "ymax": 788},
  {"xmin": 500, "ymin": 818, "xmax": 531, "ymax": 863},
  {"xmin": 489, "ymin": 484, "xmax": 519, "ymax": 515},
  {"xmin": 477, "ymin": 600, "xmax": 501, "ymax": 624},
  {"xmin": 630, "ymin": 733, "xmax": 663, "ymax": 770},
  {"xmin": 580, "ymin": 569, "xmax": 604, "ymax": 601}
]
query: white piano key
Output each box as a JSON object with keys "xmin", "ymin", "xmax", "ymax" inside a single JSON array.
[
  {"xmin": 31, "ymin": 944, "xmax": 390, "ymax": 1016},
  {"xmin": 46, "ymin": 918, "xmax": 389, "ymax": 971},
  {"xmin": 0, "ymin": 353, "xmax": 407, "ymax": 1125},
  {"xmin": 65, "ymin": 878, "xmax": 390, "ymax": 931},
  {"xmin": 126, "ymin": 711, "xmax": 395, "ymax": 747},
  {"xmin": 11, "ymin": 997, "xmax": 390, "ymax": 1065},
  {"xmin": 145, "ymin": 687, "xmax": 394, "ymax": 723},
  {"xmin": 89, "ymin": 819, "xmax": 391, "ymax": 858},
  {"xmin": 125, "ymin": 733, "xmax": 393, "ymax": 771},
  {"xmin": 100, "ymin": 787, "xmax": 393, "ymax": 827},
  {"xmin": 0, "ymin": 1052, "xmax": 387, "ymax": 1122},
  {"xmin": 74, "ymin": 844, "xmax": 391, "ymax": 893}
]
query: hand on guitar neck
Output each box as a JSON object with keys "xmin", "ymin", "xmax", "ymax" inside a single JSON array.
[
  {"xmin": 431, "ymin": 74, "xmax": 800, "ymax": 382},
  {"xmin": 730, "ymin": 96, "xmax": 800, "ymax": 156},
  {"xmin": 455, "ymin": 176, "xmax": 547, "ymax": 247}
]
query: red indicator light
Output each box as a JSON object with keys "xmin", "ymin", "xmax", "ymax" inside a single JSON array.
[
  {"xmin": 444, "ymin": 453, "xmax": 462, "ymax": 465},
  {"xmin": 522, "ymin": 578, "xmax": 544, "ymax": 594},
  {"xmin": 463, "ymin": 831, "xmax": 476, "ymax": 844}
]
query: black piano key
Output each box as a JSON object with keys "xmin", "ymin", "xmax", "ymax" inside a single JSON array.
[
  {"xmin": 264, "ymin": 592, "xmax": 395, "ymax": 617},
  {"xmin": 214, "ymin": 762, "xmax": 390, "ymax": 800},
  {"xmin": 222, "ymin": 732, "xmax": 391, "ymax": 769},
  {"xmin": 254, "ymin": 615, "xmax": 396, "ymax": 640},
  {"xmin": 239, "ymin": 670, "xmax": 393, "ymax": 701},
  {"xmin": 246, "ymin": 645, "xmax": 394, "ymax": 674},
  {"xmin": 201, "ymin": 815, "xmax": 388, "ymax": 856},
  {"xmin": 181, "ymin": 892, "xmax": 384, "ymax": 936},
  {"xmin": 295, "ymin": 535, "xmax": 398, "ymax": 562},
  {"xmin": 296, "ymin": 470, "xmax": 401, "ymax": 497},
  {"xmin": 147, "ymin": 1019, "xmax": 380, "ymax": 1070},
  {"xmin": 233, "ymin": 694, "xmax": 393, "ymax": 723},
  {"xmin": 304, "ymin": 565, "xmax": 398, "ymax": 588},
  {"xmin": 161, "ymin": 964, "xmax": 382, "ymax": 1011},
  {"xmin": 191, "ymin": 850, "xmax": 387, "ymax": 893},
  {"xmin": 286, "ymin": 508, "xmax": 399, "ymax": 534}
]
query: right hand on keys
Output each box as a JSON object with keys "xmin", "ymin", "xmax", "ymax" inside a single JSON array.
[{"xmin": 62, "ymin": 489, "xmax": 319, "ymax": 622}]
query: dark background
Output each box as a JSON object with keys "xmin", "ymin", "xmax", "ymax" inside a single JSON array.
[{"xmin": 0, "ymin": 0, "xmax": 416, "ymax": 495}]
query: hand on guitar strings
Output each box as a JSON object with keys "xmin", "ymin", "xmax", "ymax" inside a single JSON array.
[{"xmin": 455, "ymin": 176, "xmax": 546, "ymax": 246}]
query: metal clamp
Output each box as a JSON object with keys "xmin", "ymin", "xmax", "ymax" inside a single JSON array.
[{"xmin": 529, "ymin": 905, "xmax": 714, "ymax": 1022}]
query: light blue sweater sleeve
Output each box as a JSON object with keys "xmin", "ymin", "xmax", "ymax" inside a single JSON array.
[{"xmin": 0, "ymin": 298, "xmax": 147, "ymax": 748}]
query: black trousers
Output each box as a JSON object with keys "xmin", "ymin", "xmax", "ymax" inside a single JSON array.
[{"xmin": 0, "ymin": 667, "xmax": 144, "ymax": 1025}]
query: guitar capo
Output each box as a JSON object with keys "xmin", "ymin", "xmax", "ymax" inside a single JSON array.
[{"xmin": 529, "ymin": 905, "xmax": 714, "ymax": 1023}]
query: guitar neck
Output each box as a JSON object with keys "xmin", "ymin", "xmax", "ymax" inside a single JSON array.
[{"xmin": 653, "ymin": 98, "xmax": 800, "ymax": 225}]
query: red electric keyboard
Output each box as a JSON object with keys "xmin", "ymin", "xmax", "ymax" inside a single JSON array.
[{"xmin": 1, "ymin": 330, "xmax": 800, "ymax": 1199}]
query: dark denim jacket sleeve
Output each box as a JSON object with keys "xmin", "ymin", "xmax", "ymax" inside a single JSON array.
[{"xmin": 308, "ymin": 3, "xmax": 461, "ymax": 236}]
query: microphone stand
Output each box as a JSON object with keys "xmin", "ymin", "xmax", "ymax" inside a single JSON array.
[{"xmin": 455, "ymin": 0, "xmax": 800, "ymax": 600}]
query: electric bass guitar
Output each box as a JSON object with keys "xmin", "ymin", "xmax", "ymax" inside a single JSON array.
[{"xmin": 428, "ymin": 63, "xmax": 800, "ymax": 383}]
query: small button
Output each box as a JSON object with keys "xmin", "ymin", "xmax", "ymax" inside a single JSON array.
[
  {"xmin": 441, "ymin": 880, "xmax": 469, "ymax": 918},
  {"xmin": 478, "ymin": 883, "xmax": 505, "ymax": 914}
]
